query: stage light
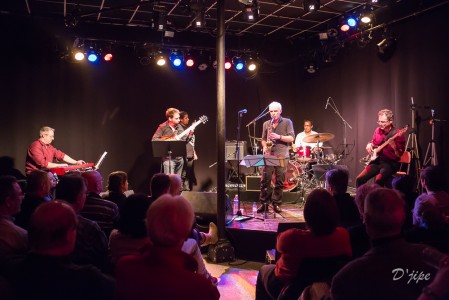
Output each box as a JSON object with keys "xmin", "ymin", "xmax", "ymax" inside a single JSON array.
[
  {"xmin": 246, "ymin": 57, "xmax": 257, "ymax": 72},
  {"xmin": 190, "ymin": 0, "xmax": 205, "ymax": 28},
  {"xmin": 304, "ymin": 0, "xmax": 320, "ymax": 13},
  {"xmin": 360, "ymin": 6, "xmax": 374, "ymax": 24},
  {"xmin": 242, "ymin": 0, "xmax": 259, "ymax": 22},
  {"xmin": 74, "ymin": 51, "xmax": 85, "ymax": 61},
  {"xmin": 170, "ymin": 52, "xmax": 183, "ymax": 67},
  {"xmin": 347, "ymin": 17, "xmax": 357, "ymax": 27},
  {"xmin": 87, "ymin": 52, "xmax": 98, "ymax": 62},
  {"xmin": 225, "ymin": 58, "xmax": 232, "ymax": 70},
  {"xmin": 197, "ymin": 52, "xmax": 209, "ymax": 71},
  {"xmin": 185, "ymin": 54, "xmax": 195, "ymax": 67},
  {"xmin": 155, "ymin": 53, "xmax": 166, "ymax": 66},
  {"xmin": 104, "ymin": 53, "xmax": 113, "ymax": 62},
  {"xmin": 232, "ymin": 56, "xmax": 245, "ymax": 71}
]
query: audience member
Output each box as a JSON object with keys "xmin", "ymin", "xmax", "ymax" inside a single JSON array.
[
  {"xmin": 115, "ymin": 194, "xmax": 220, "ymax": 300},
  {"xmin": 413, "ymin": 166, "xmax": 449, "ymax": 225},
  {"xmin": 347, "ymin": 183, "xmax": 381, "ymax": 259},
  {"xmin": 55, "ymin": 174, "xmax": 111, "ymax": 272},
  {"xmin": 102, "ymin": 171, "xmax": 130, "ymax": 211},
  {"xmin": 46, "ymin": 171, "xmax": 58, "ymax": 200},
  {"xmin": 0, "ymin": 176, "xmax": 28, "ymax": 261},
  {"xmin": 392, "ymin": 174, "xmax": 418, "ymax": 229},
  {"xmin": 14, "ymin": 170, "xmax": 50, "ymax": 230},
  {"xmin": 256, "ymin": 189, "xmax": 352, "ymax": 300},
  {"xmin": 0, "ymin": 156, "xmax": 26, "ymax": 180},
  {"xmin": 148, "ymin": 173, "xmax": 171, "ymax": 202},
  {"xmin": 332, "ymin": 188, "xmax": 437, "ymax": 300},
  {"xmin": 417, "ymin": 250, "xmax": 449, "ymax": 300},
  {"xmin": 405, "ymin": 201, "xmax": 449, "ymax": 253},
  {"xmin": 5, "ymin": 200, "xmax": 114, "ymax": 300},
  {"xmin": 168, "ymin": 174, "xmax": 218, "ymax": 247},
  {"xmin": 80, "ymin": 170, "xmax": 120, "ymax": 238},
  {"xmin": 325, "ymin": 168, "xmax": 360, "ymax": 228}
]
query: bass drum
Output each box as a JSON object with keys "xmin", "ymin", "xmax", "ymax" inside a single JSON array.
[{"xmin": 272, "ymin": 161, "xmax": 302, "ymax": 192}]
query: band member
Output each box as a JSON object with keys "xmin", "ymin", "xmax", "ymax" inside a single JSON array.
[
  {"xmin": 25, "ymin": 126, "xmax": 86, "ymax": 175},
  {"xmin": 152, "ymin": 108, "xmax": 186, "ymax": 175},
  {"xmin": 293, "ymin": 120, "xmax": 322, "ymax": 151},
  {"xmin": 179, "ymin": 111, "xmax": 197, "ymax": 191},
  {"xmin": 258, "ymin": 102, "xmax": 295, "ymax": 213},
  {"xmin": 356, "ymin": 109, "xmax": 405, "ymax": 187}
]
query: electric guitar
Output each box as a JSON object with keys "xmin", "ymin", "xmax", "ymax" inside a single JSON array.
[
  {"xmin": 161, "ymin": 115, "xmax": 208, "ymax": 140},
  {"xmin": 360, "ymin": 125, "xmax": 408, "ymax": 166}
]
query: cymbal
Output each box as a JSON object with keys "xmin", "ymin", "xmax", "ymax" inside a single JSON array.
[
  {"xmin": 302, "ymin": 133, "xmax": 335, "ymax": 143},
  {"xmin": 249, "ymin": 136, "xmax": 263, "ymax": 141}
]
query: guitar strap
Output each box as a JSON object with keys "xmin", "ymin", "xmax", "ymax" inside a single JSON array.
[{"xmin": 382, "ymin": 127, "xmax": 396, "ymax": 143}]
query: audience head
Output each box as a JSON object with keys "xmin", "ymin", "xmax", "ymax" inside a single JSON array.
[
  {"xmin": 168, "ymin": 174, "xmax": 182, "ymax": 196},
  {"xmin": 415, "ymin": 201, "xmax": 445, "ymax": 229},
  {"xmin": 420, "ymin": 166, "xmax": 445, "ymax": 192},
  {"xmin": 325, "ymin": 168, "xmax": 349, "ymax": 195},
  {"xmin": 146, "ymin": 194, "xmax": 194, "ymax": 248},
  {"xmin": 26, "ymin": 170, "xmax": 51, "ymax": 197},
  {"xmin": 364, "ymin": 188, "xmax": 405, "ymax": 238},
  {"xmin": 150, "ymin": 173, "xmax": 170, "ymax": 199},
  {"xmin": 107, "ymin": 171, "xmax": 128, "ymax": 193},
  {"xmin": 47, "ymin": 171, "xmax": 58, "ymax": 189},
  {"xmin": 81, "ymin": 170, "xmax": 103, "ymax": 194},
  {"xmin": 0, "ymin": 175, "xmax": 23, "ymax": 215},
  {"xmin": 304, "ymin": 189, "xmax": 339, "ymax": 236},
  {"xmin": 354, "ymin": 183, "xmax": 381, "ymax": 218},
  {"xmin": 392, "ymin": 174, "xmax": 416, "ymax": 195},
  {"xmin": 55, "ymin": 174, "xmax": 86, "ymax": 212},
  {"xmin": 28, "ymin": 200, "xmax": 78, "ymax": 255},
  {"xmin": 117, "ymin": 193, "xmax": 151, "ymax": 238}
]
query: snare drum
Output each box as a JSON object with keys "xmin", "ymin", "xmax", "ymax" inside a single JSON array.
[
  {"xmin": 296, "ymin": 146, "xmax": 312, "ymax": 162},
  {"xmin": 325, "ymin": 153, "xmax": 337, "ymax": 163}
]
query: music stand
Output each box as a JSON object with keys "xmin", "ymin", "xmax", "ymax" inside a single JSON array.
[
  {"xmin": 312, "ymin": 164, "xmax": 349, "ymax": 182},
  {"xmin": 151, "ymin": 140, "xmax": 187, "ymax": 174},
  {"xmin": 241, "ymin": 154, "xmax": 286, "ymax": 219}
]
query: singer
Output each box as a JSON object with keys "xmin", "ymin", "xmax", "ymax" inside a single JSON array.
[{"xmin": 257, "ymin": 101, "xmax": 294, "ymax": 214}]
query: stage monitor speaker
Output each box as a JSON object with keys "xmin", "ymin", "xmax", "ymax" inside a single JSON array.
[
  {"xmin": 246, "ymin": 176, "xmax": 261, "ymax": 191},
  {"xmin": 181, "ymin": 191, "xmax": 233, "ymax": 226},
  {"xmin": 225, "ymin": 141, "xmax": 247, "ymax": 161}
]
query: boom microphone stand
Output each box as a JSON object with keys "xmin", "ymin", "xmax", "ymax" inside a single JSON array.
[
  {"xmin": 405, "ymin": 98, "xmax": 421, "ymax": 184},
  {"xmin": 325, "ymin": 97, "xmax": 353, "ymax": 161}
]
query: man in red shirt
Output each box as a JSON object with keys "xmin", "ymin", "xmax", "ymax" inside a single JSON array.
[
  {"xmin": 25, "ymin": 126, "xmax": 85, "ymax": 175},
  {"xmin": 356, "ymin": 109, "xmax": 406, "ymax": 187}
]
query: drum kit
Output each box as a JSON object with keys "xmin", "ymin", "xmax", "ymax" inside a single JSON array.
[{"xmin": 282, "ymin": 132, "xmax": 340, "ymax": 192}]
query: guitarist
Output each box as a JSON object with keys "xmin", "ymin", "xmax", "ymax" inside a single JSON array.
[
  {"xmin": 356, "ymin": 109, "xmax": 405, "ymax": 187},
  {"xmin": 179, "ymin": 111, "xmax": 197, "ymax": 191},
  {"xmin": 152, "ymin": 108, "xmax": 186, "ymax": 176}
]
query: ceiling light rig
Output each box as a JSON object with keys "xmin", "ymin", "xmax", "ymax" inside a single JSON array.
[
  {"xmin": 240, "ymin": 0, "xmax": 260, "ymax": 22},
  {"xmin": 303, "ymin": 0, "xmax": 320, "ymax": 13}
]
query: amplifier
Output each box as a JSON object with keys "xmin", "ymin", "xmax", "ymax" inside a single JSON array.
[
  {"xmin": 246, "ymin": 176, "xmax": 261, "ymax": 191},
  {"xmin": 225, "ymin": 141, "xmax": 247, "ymax": 161}
]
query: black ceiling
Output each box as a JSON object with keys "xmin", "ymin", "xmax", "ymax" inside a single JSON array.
[{"xmin": 3, "ymin": 0, "xmax": 445, "ymax": 41}]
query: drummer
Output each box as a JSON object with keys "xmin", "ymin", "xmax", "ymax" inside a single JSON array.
[{"xmin": 293, "ymin": 120, "xmax": 322, "ymax": 153}]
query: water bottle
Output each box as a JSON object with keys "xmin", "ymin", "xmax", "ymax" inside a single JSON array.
[
  {"xmin": 233, "ymin": 194, "xmax": 239, "ymax": 215},
  {"xmin": 252, "ymin": 202, "xmax": 257, "ymax": 217}
]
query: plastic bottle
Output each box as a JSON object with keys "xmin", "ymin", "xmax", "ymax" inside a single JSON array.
[
  {"xmin": 252, "ymin": 202, "xmax": 257, "ymax": 217},
  {"xmin": 233, "ymin": 194, "xmax": 239, "ymax": 215}
]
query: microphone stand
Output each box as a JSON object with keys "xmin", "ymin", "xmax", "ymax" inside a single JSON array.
[{"xmin": 326, "ymin": 97, "xmax": 353, "ymax": 161}]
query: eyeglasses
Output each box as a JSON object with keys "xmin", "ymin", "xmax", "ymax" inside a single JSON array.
[{"xmin": 377, "ymin": 120, "xmax": 389, "ymax": 124}]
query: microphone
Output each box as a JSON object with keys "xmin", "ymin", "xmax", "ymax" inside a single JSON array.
[
  {"xmin": 325, "ymin": 97, "xmax": 330, "ymax": 109},
  {"xmin": 239, "ymin": 109, "xmax": 248, "ymax": 114}
]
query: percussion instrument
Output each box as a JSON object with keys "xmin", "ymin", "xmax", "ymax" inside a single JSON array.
[
  {"xmin": 272, "ymin": 160, "xmax": 302, "ymax": 192},
  {"xmin": 296, "ymin": 146, "xmax": 312, "ymax": 162},
  {"xmin": 302, "ymin": 132, "xmax": 335, "ymax": 143}
]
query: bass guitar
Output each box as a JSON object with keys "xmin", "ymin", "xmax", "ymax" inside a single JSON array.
[
  {"xmin": 161, "ymin": 115, "xmax": 208, "ymax": 140},
  {"xmin": 360, "ymin": 125, "xmax": 408, "ymax": 166}
]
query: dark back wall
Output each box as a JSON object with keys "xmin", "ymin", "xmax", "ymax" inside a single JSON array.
[{"xmin": 1, "ymin": 5, "xmax": 448, "ymax": 192}]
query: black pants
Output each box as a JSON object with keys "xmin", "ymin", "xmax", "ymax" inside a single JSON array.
[
  {"xmin": 259, "ymin": 158, "xmax": 288, "ymax": 206},
  {"xmin": 356, "ymin": 159, "xmax": 399, "ymax": 187}
]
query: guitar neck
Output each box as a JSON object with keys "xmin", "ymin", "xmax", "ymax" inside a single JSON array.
[{"xmin": 175, "ymin": 120, "xmax": 201, "ymax": 140}]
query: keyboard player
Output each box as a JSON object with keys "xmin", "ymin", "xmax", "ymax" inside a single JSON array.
[{"xmin": 25, "ymin": 126, "xmax": 86, "ymax": 175}]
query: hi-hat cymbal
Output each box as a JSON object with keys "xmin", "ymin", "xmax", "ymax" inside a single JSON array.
[
  {"xmin": 249, "ymin": 136, "xmax": 263, "ymax": 141},
  {"xmin": 302, "ymin": 133, "xmax": 335, "ymax": 143}
]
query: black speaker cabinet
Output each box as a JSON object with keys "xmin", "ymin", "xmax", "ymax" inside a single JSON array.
[
  {"xmin": 246, "ymin": 176, "xmax": 261, "ymax": 191},
  {"xmin": 181, "ymin": 191, "xmax": 232, "ymax": 226}
]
